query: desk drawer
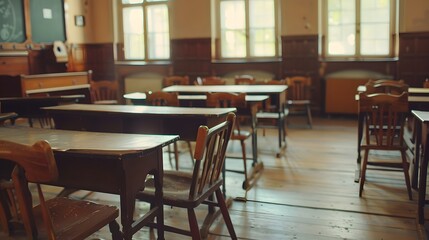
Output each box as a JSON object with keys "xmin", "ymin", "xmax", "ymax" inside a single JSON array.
[{"xmin": 22, "ymin": 75, "xmax": 88, "ymax": 92}]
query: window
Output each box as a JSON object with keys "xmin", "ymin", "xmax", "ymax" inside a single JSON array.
[
  {"xmin": 321, "ymin": 0, "xmax": 397, "ymax": 58},
  {"xmin": 121, "ymin": 0, "xmax": 170, "ymax": 60},
  {"xmin": 215, "ymin": 0, "xmax": 279, "ymax": 59}
]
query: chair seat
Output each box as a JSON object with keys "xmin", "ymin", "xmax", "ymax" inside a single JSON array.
[
  {"xmin": 232, "ymin": 129, "xmax": 252, "ymax": 141},
  {"xmin": 34, "ymin": 197, "xmax": 119, "ymax": 239},
  {"xmin": 139, "ymin": 171, "xmax": 223, "ymax": 208},
  {"xmin": 287, "ymin": 100, "xmax": 310, "ymax": 105}
]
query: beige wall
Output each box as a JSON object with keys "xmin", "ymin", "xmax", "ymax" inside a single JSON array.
[
  {"xmin": 282, "ymin": 0, "xmax": 318, "ymax": 36},
  {"xmin": 65, "ymin": 0, "xmax": 113, "ymax": 44},
  {"xmin": 67, "ymin": 0, "xmax": 429, "ymax": 44},
  {"xmin": 400, "ymin": 0, "xmax": 429, "ymax": 32},
  {"xmin": 169, "ymin": 0, "xmax": 211, "ymax": 39}
]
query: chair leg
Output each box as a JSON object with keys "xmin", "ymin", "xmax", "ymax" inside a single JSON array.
[
  {"xmin": 187, "ymin": 208, "xmax": 201, "ymax": 240},
  {"xmin": 401, "ymin": 151, "xmax": 413, "ymax": 200},
  {"xmin": 215, "ymin": 189, "xmax": 237, "ymax": 239},
  {"xmin": 240, "ymin": 140, "xmax": 249, "ymax": 190},
  {"xmin": 109, "ymin": 220, "xmax": 123, "ymax": 240},
  {"xmin": 187, "ymin": 141, "xmax": 194, "ymax": 166},
  {"xmin": 306, "ymin": 104, "xmax": 313, "ymax": 129},
  {"xmin": 174, "ymin": 142, "xmax": 179, "ymax": 170},
  {"xmin": 359, "ymin": 149, "xmax": 369, "ymax": 197}
]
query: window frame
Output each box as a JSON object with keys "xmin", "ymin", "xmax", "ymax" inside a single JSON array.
[
  {"xmin": 119, "ymin": 0, "xmax": 170, "ymax": 61},
  {"xmin": 319, "ymin": 0, "xmax": 398, "ymax": 60},
  {"xmin": 213, "ymin": 0, "xmax": 281, "ymax": 60}
]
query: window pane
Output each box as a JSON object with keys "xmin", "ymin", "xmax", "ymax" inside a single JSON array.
[
  {"xmin": 360, "ymin": 0, "xmax": 390, "ymax": 55},
  {"xmin": 220, "ymin": 0, "xmax": 246, "ymax": 58},
  {"xmin": 327, "ymin": 0, "xmax": 356, "ymax": 55},
  {"xmin": 123, "ymin": 7, "xmax": 145, "ymax": 59},
  {"xmin": 249, "ymin": 0, "xmax": 275, "ymax": 57},
  {"xmin": 147, "ymin": 4, "xmax": 170, "ymax": 59}
]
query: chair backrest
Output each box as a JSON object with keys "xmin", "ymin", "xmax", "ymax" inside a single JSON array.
[
  {"xmin": 189, "ymin": 113, "xmax": 235, "ymax": 198},
  {"xmin": 0, "ymin": 140, "xmax": 58, "ymax": 238},
  {"xmin": 359, "ymin": 92, "xmax": 409, "ymax": 147},
  {"xmin": 163, "ymin": 76, "xmax": 190, "ymax": 87},
  {"xmin": 90, "ymin": 80, "xmax": 118, "ymax": 103},
  {"xmin": 234, "ymin": 75, "xmax": 255, "ymax": 85},
  {"xmin": 365, "ymin": 79, "xmax": 408, "ymax": 95},
  {"xmin": 255, "ymin": 79, "xmax": 286, "ymax": 85},
  {"xmin": 196, "ymin": 76, "xmax": 226, "ymax": 85},
  {"xmin": 145, "ymin": 91, "xmax": 179, "ymax": 106},
  {"xmin": 206, "ymin": 92, "xmax": 246, "ymax": 134},
  {"xmin": 206, "ymin": 92, "xmax": 247, "ymax": 109},
  {"xmin": 286, "ymin": 76, "xmax": 311, "ymax": 100}
]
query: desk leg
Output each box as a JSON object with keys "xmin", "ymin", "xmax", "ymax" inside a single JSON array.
[
  {"xmin": 412, "ymin": 119, "xmax": 422, "ymax": 189},
  {"xmin": 418, "ymin": 132, "xmax": 429, "ymax": 224},
  {"xmin": 355, "ymin": 114, "xmax": 364, "ymax": 182},
  {"xmin": 121, "ymin": 149, "xmax": 165, "ymax": 240}
]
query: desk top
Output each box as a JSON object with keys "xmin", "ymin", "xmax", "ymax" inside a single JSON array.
[
  {"xmin": 412, "ymin": 110, "xmax": 429, "ymax": 123},
  {"xmin": 357, "ymin": 86, "xmax": 429, "ymax": 94},
  {"xmin": 123, "ymin": 92, "xmax": 269, "ymax": 102},
  {"xmin": 0, "ymin": 126, "xmax": 178, "ymax": 153},
  {"xmin": 163, "ymin": 85, "xmax": 287, "ymax": 94},
  {"xmin": 43, "ymin": 104, "xmax": 236, "ymax": 116}
]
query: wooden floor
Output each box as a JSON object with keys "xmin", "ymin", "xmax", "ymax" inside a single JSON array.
[{"xmin": 3, "ymin": 116, "xmax": 429, "ymax": 239}]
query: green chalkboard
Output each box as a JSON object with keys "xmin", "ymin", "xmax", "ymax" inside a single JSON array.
[
  {"xmin": 30, "ymin": 0, "xmax": 65, "ymax": 43},
  {"xmin": 0, "ymin": 0, "xmax": 26, "ymax": 43}
]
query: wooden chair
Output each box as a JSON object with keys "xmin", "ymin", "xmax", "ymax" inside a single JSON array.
[
  {"xmin": 0, "ymin": 140, "xmax": 121, "ymax": 239},
  {"xmin": 365, "ymin": 79, "xmax": 408, "ymax": 95},
  {"xmin": 195, "ymin": 76, "xmax": 226, "ymax": 85},
  {"xmin": 286, "ymin": 76, "xmax": 312, "ymax": 128},
  {"xmin": 90, "ymin": 80, "xmax": 119, "ymax": 104},
  {"xmin": 255, "ymin": 80, "xmax": 287, "ymax": 151},
  {"xmin": 206, "ymin": 92, "xmax": 254, "ymax": 195},
  {"xmin": 424, "ymin": 79, "xmax": 429, "ymax": 88},
  {"xmin": 145, "ymin": 91, "xmax": 194, "ymax": 170},
  {"xmin": 136, "ymin": 113, "xmax": 237, "ymax": 239},
  {"xmin": 163, "ymin": 75, "xmax": 190, "ymax": 87},
  {"xmin": 234, "ymin": 75, "xmax": 255, "ymax": 85},
  {"xmin": 358, "ymin": 92, "xmax": 412, "ymax": 200}
]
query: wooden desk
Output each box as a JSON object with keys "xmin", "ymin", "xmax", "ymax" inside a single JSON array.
[
  {"xmin": 412, "ymin": 110, "xmax": 429, "ymax": 224},
  {"xmin": 162, "ymin": 85, "xmax": 287, "ymax": 109},
  {"xmin": 163, "ymin": 85, "xmax": 287, "ymax": 146},
  {"xmin": 20, "ymin": 71, "xmax": 92, "ymax": 103},
  {"xmin": 354, "ymin": 93, "xmax": 429, "ymax": 183},
  {"xmin": 357, "ymin": 86, "xmax": 429, "ymax": 96},
  {"xmin": 124, "ymin": 91, "xmax": 268, "ymax": 162},
  {"xmin": 43, "ymin": 104, "xmax": 235, "ymax": 141},
  {"xmin": 0, "ymin": 95, "xmax": 85, "ymax": 127},
  {"xmin": 0, "ymin": 126, "xmax": 178, "ymax": 239},
  {"xmin": 124, "ymin": 92, "xmax": 268, "ymax": 107}
]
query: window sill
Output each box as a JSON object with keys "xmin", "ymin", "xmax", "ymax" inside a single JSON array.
[
  {"xmin": 115, "ymin": 60, "xmax": 172, "ymax": 66},
  {"xmin": 212, "ymin": 58, "xmax": 282, "ymax": 64},
  {"xmin": 320, "ymin": 57, "xmax": 398, "ymax": 62}
]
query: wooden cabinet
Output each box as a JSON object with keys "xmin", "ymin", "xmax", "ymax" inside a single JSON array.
[{"xmin": 0, "ymin": 52, "xmax": 29, "ymax": 97}]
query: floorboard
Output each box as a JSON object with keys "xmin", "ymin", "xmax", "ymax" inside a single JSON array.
[{"xmin": 2, "ymin": 116, "xmax": 428, "ymax": 239}]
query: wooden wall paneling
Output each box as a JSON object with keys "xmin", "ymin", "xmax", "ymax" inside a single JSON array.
[
  {"xmin": 68, "ymin": 43, "xmax": 115, "ymax": 81},
  {"xmin": 398, "ymin": 32, "xmax": 429, "ymax": 87},
  {"xmin": 282, "ymin": 35, "xmax": 320, "ymax": 114},
  {"xmin": 171, "ymin": 38, "xmax": 212, "ymax": 81},
  {"xmin": 84, "ymin": 44, "xmax": 115, "ymax": 81}
]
